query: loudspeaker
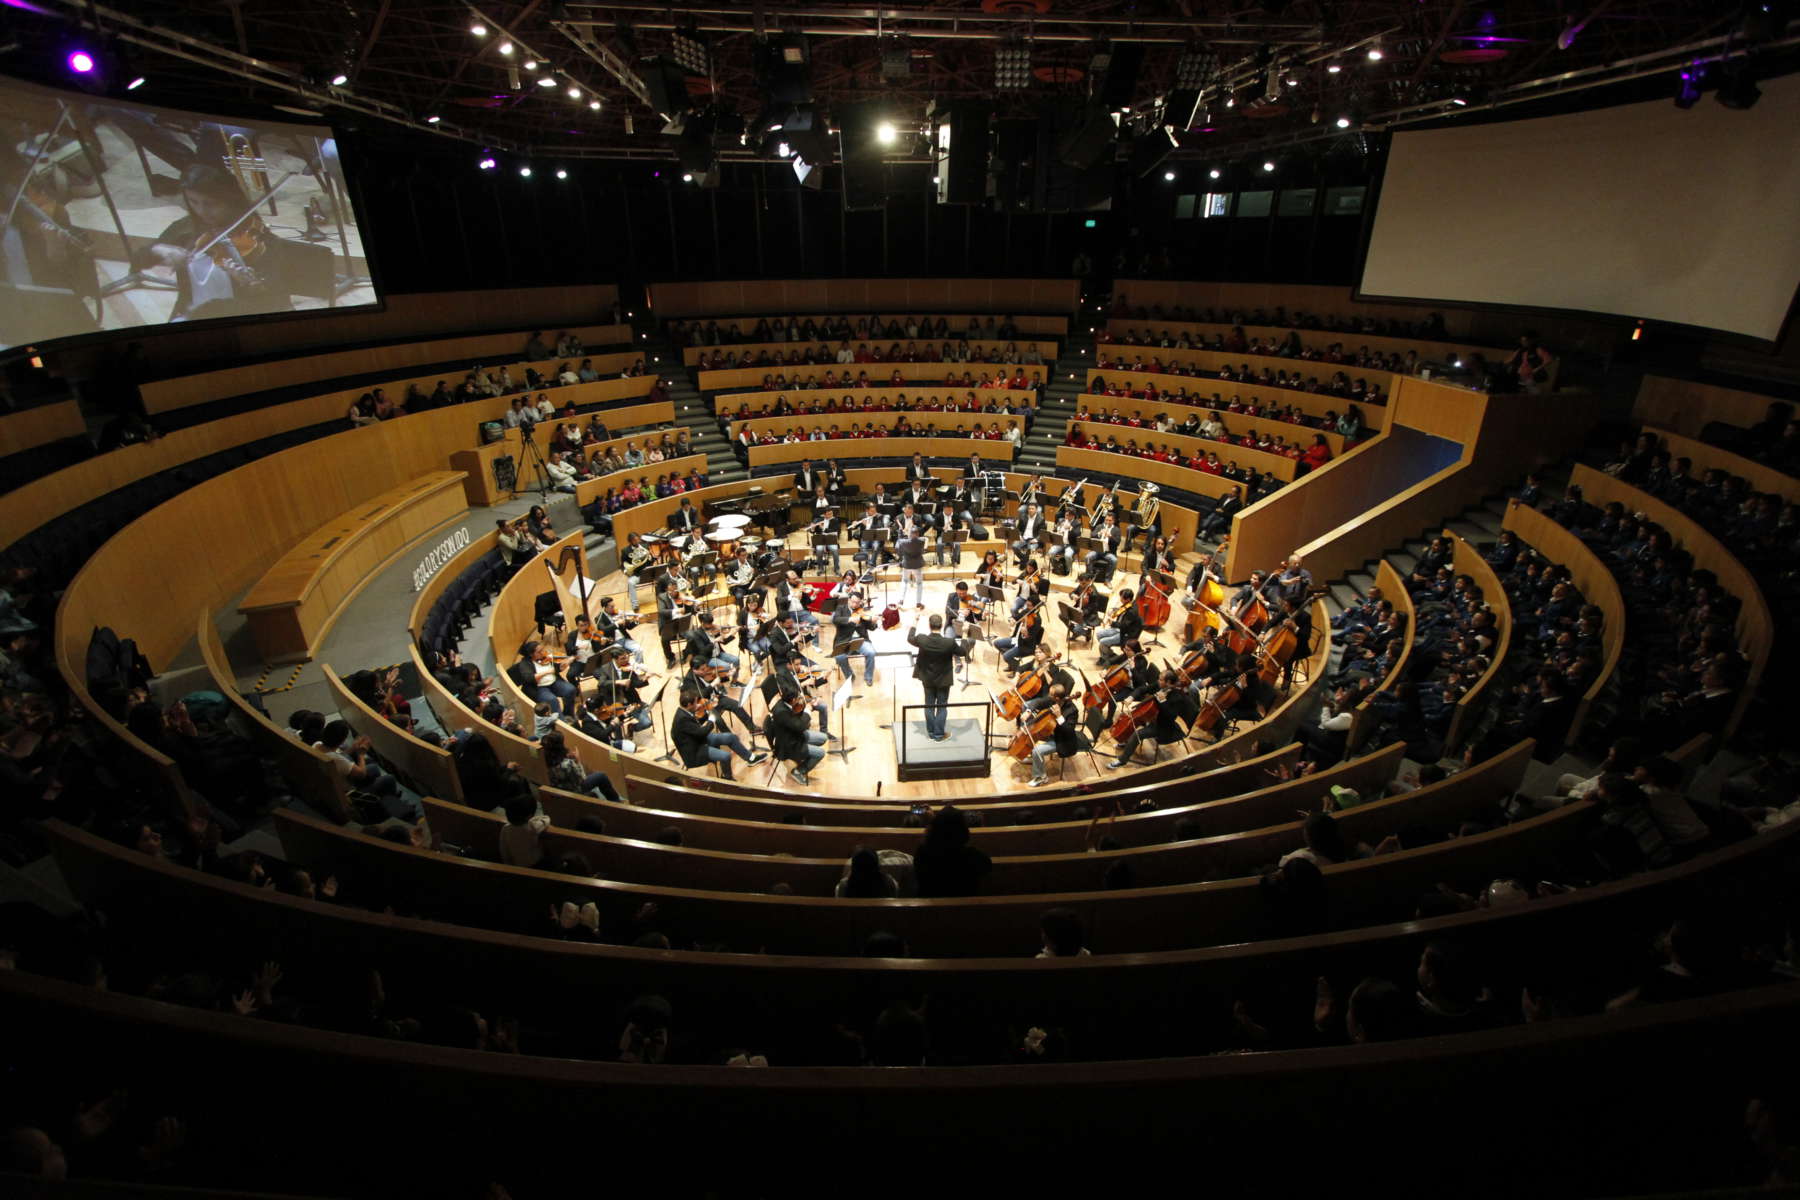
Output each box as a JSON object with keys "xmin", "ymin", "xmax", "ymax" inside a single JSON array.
[
  {"xmin": 1056, "ymin": 104, "xmax": 1116, "ymax": 170},
  {"xmin": 639, "ymin": 57, "xmax": 690, "ymax": 120},
  {"xmin": 934, "ymin": 102, "xmax": 991, "ymax": 206},
  {"xmin": 1096, "ymin": 43, "xmax": 1146, "ymax": 110}
]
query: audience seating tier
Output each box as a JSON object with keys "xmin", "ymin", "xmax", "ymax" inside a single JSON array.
[
  {"xmin": 1445, "ymin": 529, "xmax": 1514, "ymax": 752},
  {"xmin": 729, "ymin": 412, "xmax": 1026, "ymax": 442},
  {"xmin": 1501, "ymin": 499, "xmax": 1627, "ymax": 747},
  {"xmin": 1644, "ymin": 426, "xmax": 1800, "ymax": 503},
  {"xmin": 323, "ymin": 663, "xmax": 465, "ymax": 806},
  {"xmin": 197, "ymin": 610, "xmax": 350, "ymax": 823},
  {"xmin": 682, "ymin": 338, "xmax": 1060, "ymax": 367},
  {"xmin": 1069, "ymin": 395, "xmax": 1350, "ymax": 456},
  {"xmin": 237, "ymin": 471, "xmax": 467, "ymax": 664},
  {"xmin": 649, "ymin": 278, "xmax": 1078, "ymax": 320},
  {"xmin": 1569, "ymin": 464, "xmax": 1772, "ymax": 742},
  {"xmin": 1055, "ymin": 446, "xmax": 1247, "ymax": 506},
  {"xmin": 1347, "ymin": 560, "xmax": 1419, "ymax": 752},
  {"xmin": 1067, "ymin": 422, "xmax": 1301, "ymax": 482},
  {"xmin": 0, "ymin": 399, "xmax": 85, "ymax": 457},
  {"xmin": 569, "ymin": 454, "xmax": 711, "ymax": 508},
  {"xmin": 1633, "ymin": 374, "xmax": 1792, "ymax": 442},
  {"xmin": 700, "ymin": 363, "xmax": 1049, "ymax": 394},
  {"xmin": 451, "ymin": 400, "xmax": 679, "ymax": 505},
  {"xmin": 1102, "ymin": 316, "xmax": 1506, "ymax": 375},
  {"xmin": 1092, "ymin": 347, "xmax": 1398, "ymax": 397},
  {"xmin": 712, "ymin": 387, "xmax": 1039, "ymax": 417},
  {"xmin": 1085, "ymin": 370, "xmax": 1391, "ymax": 434},
  {"xmin": 748, "ymin": 438, "xmax": 1017, "ymax": 470}
]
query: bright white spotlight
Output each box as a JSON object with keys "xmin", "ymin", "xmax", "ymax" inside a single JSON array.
[
  {"xmin": 330, "ymin": 72, "xmax": 349, "ymax": 86},
  {"xmin": 1326, "ymin": 63, "xmax": 1342, "ymax": 74},
  {"xmin": 555, "ymin": 168, "xmax": 568, "ymax": 180},
  {"xmin": 876, "ymin": 120, "xmax": 896, "ymax": 144},
  {"xmin": 522, "ymin": 59, "xmax": 537, "ymax": 71},
  {"xmin": 497, "ymin": 41, "xmax": 513, "ymax": 55},
  {"xmin": 126, "ymin": 76, "xmax": 146, "ymax": 90},
  {"xmin": 682, "ymin": 172, "xmax": 693, "ymax": 182},
  {"xmin": 426, "ymin": 114, "xmax": 441, "ymax": 124},
  {"xmin": 777, "ymin": 142, "xmax": 791, "ymax": 158},
  {"xmin": 567, "ymin": 86, "xmax": 581, "ymax": 99},
  {"xmin": 478, "ymin": 157, "xmax": 497, "ymax": 170},
  {"xmin": 519, "ymin": 166, "xmax": 532, "ymax": 177},
  {"xmin": 470, "ymin": 22, "xmax": 487, "ymax": 37},
  {"xmin": 1162, "ymin": 170, "xmax": 1176, "ymax": 181},
  {"xmin": 1367, "ymin": 47, "xmax": 1383, "ymax": 61},
  {"xmin": 1262, "ymin": 160, "xmax": 1276, "ymax": 172},
  {"xmin": 536, "ymin": 75, "xmax": 557, "ymax": 88},
  {"xmin": 589, "ymin": 99, "xmax": 601, "ymax": 110},
  {"xmin": 1208, "ymin": 167, "xmax": 1221, "ymax": 179},
  {"xmin": 1335, "ymin": 115, "xmax": 1351, "ymax": 128}
]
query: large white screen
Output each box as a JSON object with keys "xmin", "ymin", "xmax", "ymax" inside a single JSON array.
[
  {"xmin": 1359, "ymin": 74, "xmax": 1800, "ymax": 342},
  {"xmin": 1, "ymin": 75, "xmax": 378, "ymax": 352}
]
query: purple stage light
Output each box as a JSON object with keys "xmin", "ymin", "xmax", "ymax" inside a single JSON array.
[{"xmin": 67, "ymin": 49, "xmax": 96, "ymax": 73}]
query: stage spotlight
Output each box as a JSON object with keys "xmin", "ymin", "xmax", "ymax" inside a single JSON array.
[
  {"xmin": 1262, "ymin": 159, "xmax": 1276, "ymax": 172},
  {"xmin": 777, "ymin": 141, "xmax": 791, "ymax": 157},
  {"xmin": 1208, "ymin": 167, "xmax": 1221, "ymax": 179},
  {"xmin": 471, "ymin": 22, "xmax": 487, "ymax": 37},
  {"xmin": 1674, "ymin": 66, "xmax": 1706, "ymax": 109},
  {"xmin": 478, "ymin": 156, "xmax": 497, "ymax": 170},
  {"xmin": 876, "ymin": 120, "xmax": 896, "ymax": 145},
  {"xmin": 126, "ymin": 75, "xmax": 145, "ymax": 90},
  {"xmin": 1326, "ymin": 62, "xmax": 1342, "ymax": 74},
  {"xmin": 519, "ymin": 165, "xmax": 532, "ymax": 177},
  {"xmin": 67, "ymin": 49, "xmax": 95, "ymax": 74},
  {"xmin": 498, "ymin": 41, "xmax": 514, "ymax": 55},
  {"xmin": 426, "ymin": 114, "xmax": 441, "ymax": 124},
  {"xmin": 330, "ymin": 72, "xmax": 349, "ymax": 86},
  {"xmin": 589, "ymin": 99, "xmax": 602, "ymax": 110},
  {"xmin": 1336, "ymin": 115, "xmax": 1352, "ymax": 128},
  {"xmin": 1367, "ymin": 46, "xmax": 1384, "ymax": 61},
  {"xmin": 1163, "ymin": 170, "xmax": 1176, "ymax": 181},
  {"xmin": 522, "ymin": 59, "xmax": 538, "ymax": 71},
  {"xmin": 555, "ymin": 168, "xmax": 568, "ymax": 179},
  {"xmin": 682, "ymin": 172, "xmax": 694, "ymax": 182},
  {"xmin": 536, "ymin": 75, "xmax": 557, "ymax": 88}
]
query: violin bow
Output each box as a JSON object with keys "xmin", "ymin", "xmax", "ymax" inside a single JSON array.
[{"xmin": 191, "ymin": 169, "xmax": 299, "ymax": 261}]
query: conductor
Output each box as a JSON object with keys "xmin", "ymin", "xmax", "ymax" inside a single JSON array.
[{"xmin": 908, "ymin": 607, "xmax": 962, "ymax": 741}]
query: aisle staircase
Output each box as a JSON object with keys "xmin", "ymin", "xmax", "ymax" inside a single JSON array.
[{"xmin": 1015, "ymin": 330, "xmax": 1094, "ymax": 475}]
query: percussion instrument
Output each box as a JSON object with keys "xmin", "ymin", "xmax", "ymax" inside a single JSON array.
[
  {"xmin": 709, "ymin": 513, "xmax": 753, "ymax": 530},
  {"xmin": 704, "ymin": 529, "xmax": 740, "ymax": 558}
]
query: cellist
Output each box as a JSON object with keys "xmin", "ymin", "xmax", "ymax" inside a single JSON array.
[
  {"xmin": 1105, "ymin": 669, "xmax": 1198, "ymax": 770},
  {"xmin": 1023, "ymin": 683, "xmax": 1081, "ymax": 788}
]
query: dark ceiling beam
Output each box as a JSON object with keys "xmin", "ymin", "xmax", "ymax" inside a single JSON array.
[
  {"xmin": 353, "ymin": 0, "xmax": 392, "ymax": 79},
  {"xmin": 424, "ymin": 0, "xmax": 543, "ymax": 111}
]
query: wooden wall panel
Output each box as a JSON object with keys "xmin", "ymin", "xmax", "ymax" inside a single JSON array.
[
  {"xmin": 1633, "ymin": 375, "xmax": 1791, "ymax": 439},
  {"xmin": 749, "ymin": 437, "xmax": 1015, "ymax": 469},
  {"xmin": 699, "ymin": 363, "xmax": 1047, "ymax": 393},
  {"xmin": 652, "ymin": 279, "xmax": 1079, "ymax": 319},
  {"xmin": 1646, "ymin": 427, "xmax": 1800, "ymax": 504},
  {"xmin": 0, "ymin": 400, "xmax": 84, "ymax": 456},
  {"xmin": 1104, "ymin": 316, "xmax": 1501, "ymax": 369}
]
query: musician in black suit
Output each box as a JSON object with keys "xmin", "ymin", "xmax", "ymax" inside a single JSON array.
[
  {"xmin": 962, "ymin": 452, "xmax": 985, "ymax": 480},
  {"xmin": 592, "ymin": 645, "xmax": 655, "ymax": 733},
  {"xmin": 903, "ymin": 478, "xmax": 933, "ymax": 509},
  {"xmin": 832, "ymin": 596, "xmax": 877, "ymax": 686},
  {"xmin": 805, "ymin": 505, "xmax": 842, "ymax": 574},
  {"xmin": 668, "ymin": 498, "xmax": 699, "ymax": 534},
  {"xmin": 1085, "ymin": 515, "xmax": 1123, "ymax": 581},
  {"xmin": 850, "ymin": 502, "xmax": 887, "ymax": 568},
  {"xmin": 777, "ymin": 570, "xmax": 821, "ymax": 629},
  {"xmin": 895, "ymin": 517, "xmax": 928, "ymax": 610},
  {"xmin": 672, "ymin": 690, "xmax": 763, "ymax": 781},
  {"xmin": 1010, "ymin": 502, "xmax": 1046, "ymax": 566},
  {"xmin": 823, "ymin": 459, "xmax": 847, "ymax": 493},
  {"xmin": 947, "ymin": 479, "xmax": 978, "ymax": 529},
  {"xmin": 904, "ymin": 452, "xmax": 933, "ymax": 484},
  {"xmin": 682, "ymin": 661, "xmax": 756, "ymax": 738},
  {"xmin": 1107, "ymin": 669, "xmax": 1200, "ymax": 769},
  {"xmin": 766, "ymin": 689, "xmax": 827, "ymax": 785},
  {"xmin": 994, "ymin": 604, "xmax": 1045, "ymax": 675},
  {"xmin": 1024, "ymin": 684, "xmax": 1082, "ymax": 787},
  {"xmin": 685, "ymin": 609, "xmax": 740, "ymax": 680},
  {"xmin": 908, "ymin": 610, "xmax": 962, "ymax": 740},
  {"xmin": 926, "ymin": 501, "xmax": 957, "ymax": 567},
  {"xmin": 1096, "ymin": 589, "xmax": 1143, "ymax": 662},
  {"xmin": 594, "ymin": 595, "xmax": 644, "ymax": 666},
  {"xmin": 795, "ymin": 459, "xmax": 821, "ymax": 494}
]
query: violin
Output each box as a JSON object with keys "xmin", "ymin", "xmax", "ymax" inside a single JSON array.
[{"xmin": 192, "ymin": 214, "xmax": 271, "ymax": 290}]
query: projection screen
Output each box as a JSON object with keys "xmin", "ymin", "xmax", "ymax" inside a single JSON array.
[
  {"xmin": 1, "ymin": 75, "xmax": 378, "ymax": 353},
  {"xmin": 1358, "ymin": 73, "xmax": 1800, "ymax": 343}
]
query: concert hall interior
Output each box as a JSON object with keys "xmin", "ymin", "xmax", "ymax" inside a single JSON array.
[{"xmin": 3, "ymin": 0, "xmax": 1800, "ymax": 1193}]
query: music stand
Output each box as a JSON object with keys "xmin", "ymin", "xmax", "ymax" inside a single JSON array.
[
  {"xmin": 828, "ymin": 675, "xmax": 856, "ymax": 763},
  {"xmin": 977, "ymin": 583, "xmax": 1005, "ymax": 642},
  {"xmin": 943, "ymin": 527, "xmax": 969, "ymax": 570}
]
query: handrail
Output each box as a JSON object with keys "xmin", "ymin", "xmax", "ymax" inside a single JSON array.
[{"xmin": 1445, "ymin": 528, "xmax": 1513, "ymax": 752}]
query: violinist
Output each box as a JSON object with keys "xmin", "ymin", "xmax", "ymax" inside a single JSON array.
[
  {"xmin": 654, "ymin": 574, "xmax": 688, "ymax": 667},
  {"xmin": 1024, "ymin": 683, "xmax": 1082, "ymax": 788},
  {"xmin": 563, "ymin": 613, "xmax": 602, "ymax": 673},
  {"xmin": 1062, "ymin": 568, "xmax": 1111, "ymax": 646},
  {"xmin": 767, "ymin": 655, "xmax": 831, "ymax": 725},
  {"xmin": 574, "ymin": 693, "xmax": 637, "ymax": 753},
  {"xmin": 671, "ymin": 689, "xmax": 764, "ymax": 781},
  {"xmin": 1011, "ymin": 557, "xmax": 1051, "ymax": 619},
  {"xmin": 975, "ymin": 549, "xmax": 1005, "ymax": 595},
  {"xmin": 686, "ymin": 610, "xmax": 741, "ymax": 683},
  {"xmin": 993, "ymin": 591, "xmax": 1045, "ymax": 675},
  {"xmin": 682, "ymin": 660, "xmax": 757, "ymax": 739},
  {"xmin": 768, "ymin": 687, "xmax": 828, "ymax": 785},
  {"xmin": 595, "ymin": 596, "xmax": 645, "ymax": 666},
  {"xmin": 136, "ymin": 164, "xmax": 327, "ymax": 321},
  {"xmin": 1106, "ymin": 669, "xmax": 1198, "ymax": 770},
  {"xmin": 516, "ymin": 640, "xmax": 578, "ymax": 718},
  {"xmin": 776, "ymin": 570, "xmax": 821, "ymax": 630},
  {"xmin": 1096, "ymin": 588, "xmax": 1144, "ymax": 663},
  {"xmin": 831, "ymin": 595, "xmax": 878, "ymax": 686},
  {"xmin": 592, "ymin": 645, "xmax": 655, "ymax": 734},
  {"xmin": 0, "ymin": 143, "xmax": 98, "ymax": 322},
  {"xmin": 738, "ymin": 592, "xmax": 773, "ymax": 661},
  {"xmin": 944, "ymin": 581, "xmax": 987, "ymax": 638}
]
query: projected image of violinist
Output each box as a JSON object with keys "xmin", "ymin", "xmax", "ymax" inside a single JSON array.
[{"xmin": 1, "ymin": 74, "xmax": 375, "ymax": 351}]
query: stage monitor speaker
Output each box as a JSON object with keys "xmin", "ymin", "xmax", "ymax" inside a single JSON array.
[{"xmin": 639, "ymin": 57, "xmax": 691, "ymax": 120}]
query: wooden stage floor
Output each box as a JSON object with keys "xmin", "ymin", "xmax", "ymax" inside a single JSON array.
[{"xmin": 595, "ymin": 563, "xmax": 1231, "ymax": 801}]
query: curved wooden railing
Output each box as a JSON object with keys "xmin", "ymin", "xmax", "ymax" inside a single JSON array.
[
  {"xmin": 1346, "ymin": 560, "xmax": 1418, "ymax": 753},
  {"xmin": 1445, "ymin": 529, "xmax": 1514, "ymax": 752}
]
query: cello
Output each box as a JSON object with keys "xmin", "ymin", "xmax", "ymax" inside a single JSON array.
[
  {"xmin": 1082, "ymin": 660, "xmax": 1133, "ymax": 710},
  {"xmin": 1109, "ymin": 692, "xmax": 1160, "ymax": 744},
  {"xmin": 1135, "ymin": 571, "xmax": 1173, "ymax": 632},
  {"xmin": 1006, "ymin": 705, "xmax": 1059, "ymax": 760}
]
